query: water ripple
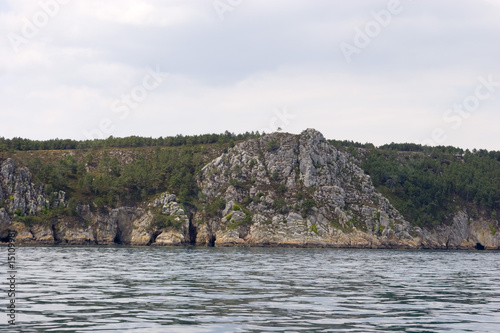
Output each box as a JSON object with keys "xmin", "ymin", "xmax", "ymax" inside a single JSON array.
[{"xmin": 5, "ymin": 246, "xmax": 500, "ymax": 332}]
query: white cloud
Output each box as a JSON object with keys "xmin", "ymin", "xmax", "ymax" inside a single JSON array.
[
  {"xmin": 0, "ymin": 0, "xmax": 499, "ymax": 151},
  {"xmin": 72, "ymin": 0, "xmax": 208, "ymax": 27}
]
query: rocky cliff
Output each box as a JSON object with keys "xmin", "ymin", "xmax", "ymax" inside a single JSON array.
[
  {"xmin": 0, "ymin": 158, "xmax": 63, "ymax": 243},
  {"xmin": 1, "ymin": 130, "xmax": 499, "ymax": 250},
  {"xmin": 196, "ymin": 129, "xmax": 411, "ymax": 247},
  {"xmin": 0, "ymin": 158, "xmax": 60, "ymax": 217}
]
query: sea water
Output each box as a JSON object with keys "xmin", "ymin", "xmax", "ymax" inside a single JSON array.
[{"xmin": 4, "ymin": 246, "xmax": 500, "ymax": 332}]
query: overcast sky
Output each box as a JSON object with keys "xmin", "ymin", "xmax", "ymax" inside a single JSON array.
[{"xmin": 1, "ymin": 0, "xmax": 499, "ymax": 150}]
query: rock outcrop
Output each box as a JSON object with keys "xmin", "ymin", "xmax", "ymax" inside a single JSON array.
[
  {"xmin": 0, "ymin": 208, "xmax": 12, "ymax": 241},
  {"xmin": 150, "ymin": 193, "xmax": 191, "ymax": 246},
  {"xmin": 197, "ymin": 129, "xmax": 414, "ymax": 247},
  {"xmin": 414, "ymin": 210, "xmax": 500, "ymax": 250},
  {"xmin": 0, "ymin": 158, "xmax": 53, "ymax": 216},
  {"xmin": 0, "ymin": 187, "xmax": 192, "ymax": 246}
]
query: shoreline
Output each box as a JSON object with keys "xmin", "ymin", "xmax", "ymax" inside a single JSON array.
[{"xmin": 1, "ymin": 241, "xmax": 496, "ymax": 251}]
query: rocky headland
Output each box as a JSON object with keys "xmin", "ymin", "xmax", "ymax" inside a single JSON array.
[{"xmin": 1, "ymin": 129, "xmax": 499, "ymax": 250}]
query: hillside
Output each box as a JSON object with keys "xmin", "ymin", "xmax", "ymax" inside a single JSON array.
[{"xmin": 1, "ymin": 129, "xmax": 499, "ymax": 249}]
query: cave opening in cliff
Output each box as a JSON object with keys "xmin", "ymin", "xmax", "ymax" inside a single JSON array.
[
  {"xmin": 208, "ymin": 235, "xmax": 216, "ymax": 247},
  {"xmin": 51, "ymin": 224, "xmax": 60, "ymax": 244},
  {"xmin": 188, "ymin": 220, "xmax": 197, "ymax": 245},
  {"xmin": 475, "ymin": 242, "xmax": 485, "ymax": 250},
  {"xmin": 148, "ymin": 230, "xmax": 162, "ymax": 246},
  {"xmin": 113, "ymin": 232, "xmax": 122, "ymax": 245}
]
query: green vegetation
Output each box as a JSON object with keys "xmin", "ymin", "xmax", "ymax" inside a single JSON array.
[
  {"xmin": 205, "ymin": 197, "xmax": 226, "ymax": 218},
  {"xmin": 2, "ymin": 132, "xmax": 247, "ymax": 222},
  {"xmin": 360, "ymin": 143, "xmax": 500, "ymax": 227},
  {"xmin": 13, "ymin": 215, "xmax": 49, "ymax": 227},
  {"xmin": 253, "ymin": 193, "xmax": 264, "ymax": 204},
  {"xmin": 273, "ymin": 197, "xmax": 288, "ymax": 214},
  {"xmin": 301, "ymin": 198, "xmax": 316, "ymax": 218},
  {"xmin": 347, "ymin": 216, "xmax": 367, "ymax": 232},
  {"xmin": 266, "ymin": 139, "xmax": 280, "ymax": 152},
  {"xmin": 227, "ymin": 206, "xmax": 253, "ymax": 230},
  {"xmin": 490, "ymin": 224, "xmax": 497, "ymax": 235},
  {"xmin": 13, "ymin": 204, "xmax": 70, "ymax": 226},
  {"xmin": 228, "ymin": 178, "xmax": 244, "ymax": 190},
  {"xmin": 0, "ymin": 131, "xmax": 261, "ymax": 152},
  {"xmin": 153, "ymin": 214, "xmax": 183, "ymax": 231},
  {"xmin": 377, "ymin": 225, "xmax": 385, "ymax": 236},
  {"xmin": 25, "ymin": 144, "xmax": 227, "ymax": 211},
  {"xmin": 328, "ymin": 139, "xmax": 375, "ymax": 149}
]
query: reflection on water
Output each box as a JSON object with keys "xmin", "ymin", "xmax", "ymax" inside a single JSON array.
[{"xmin": 8, "ymin": 246, "xmax": 500, "ymax": 332}]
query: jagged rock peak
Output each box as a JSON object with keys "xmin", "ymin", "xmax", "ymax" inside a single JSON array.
[{"xmin": 300, "ymin": 128, "xmax": 326, "ymax": 143}]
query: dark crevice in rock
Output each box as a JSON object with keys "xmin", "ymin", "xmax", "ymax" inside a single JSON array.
[
  {"xmin": 52, "ymin": 223, "xmax": 60, "ymax": 244},
  {"xmin": 0, "ymin": 231, "xmax": 10, "ymax": 243},
  {"xmin": 208, "ymin": 235, "xmax": 216, "ymax": 247},
  {"xmin": 185, "ymin": 206, "xmax": 197, "ymax": 245},
  {"xmin": 92, "ymin": 224, "xmax": 99, "ymax": 245},
  {"xmin": 113, "ymin": 229, "xmax": 122, "ymax": 244},
  {"xmin": 475, "ymin": 242, "xmax": 485, "ymax": 250},
  {"xmin": 188, "ymin": 219, "xmax": 197, "ymax": 245},
  {"xmin": 148, "ymin": 230, "xmax": 162, "ymax": 245}
]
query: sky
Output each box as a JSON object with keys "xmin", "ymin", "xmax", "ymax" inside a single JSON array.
[{"xmin": 0, "ymin": 0, "xmax": 499, "ymax": 150}]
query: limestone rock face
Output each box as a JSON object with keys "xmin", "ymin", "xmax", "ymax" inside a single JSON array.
[
  {"xmin": 53, "ymin": 218, "xmax": 93, "ymax": 245},
  {"xmin": 0, "ymin": 158, "xmax": 55, "ymax": 216},
  {"xmin": 11, "ymin": 222, "xmax": 35, "ymax": 243},
  {"xmin": 130, "ymin": 211, "xmax": 154, "ymax": 246},
  {"xmin": 90, "ymin": 207, "xmax": 143, "ymax": 245},
  {"xmin": 154, "ymin": 193, "xmax": 177, "ymax": 208},
  {"xmin": 0, "ymin": 208, "xmax": 12, "ymax": 240},
  {"xmin": 198, "ymin": 129, "xmax": 414, "ymax": 247},
  {"xmin": 413, "ymin": 210, "xmax": 500, "ymax": 250},
  {"xmin": 49, "ymin": 207, "xmax": 151, "ymax": 246},
  {"xmin": 153, "ymin": 231, "xmax": 185, "ymax": 246},
  {"xmin": 30, "ymin": 223, "xmax": 54, "ymax": 244},
  {"xmin": 151, "ymin": 193, "xmax": 191, "ymax": 246},
  {"xmin": 0, "ymin": 190, "xmax": 191, "ymax": 246}
]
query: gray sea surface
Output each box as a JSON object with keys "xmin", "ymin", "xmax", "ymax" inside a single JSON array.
[{"xmin": 3, "ymin": 246, "xmax": 500, "ymax": 332}]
